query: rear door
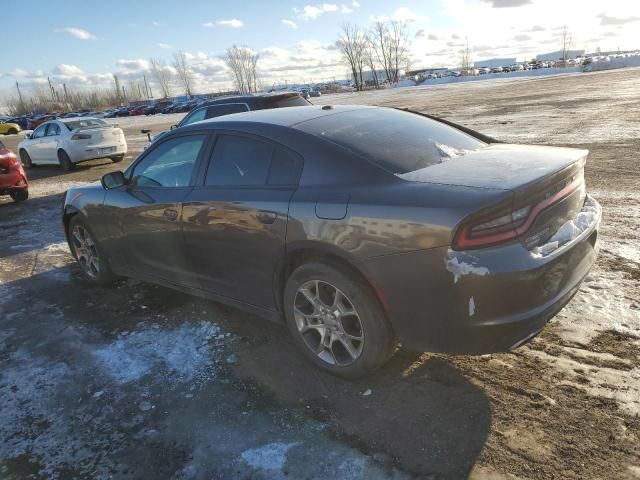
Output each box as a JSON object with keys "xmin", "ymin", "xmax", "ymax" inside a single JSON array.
[
  {"xmin": 182, "ymin": 132, "xmax": 302, "ymax": 309},
  {"xmin": 104, "ymin": 133, "xmax": 209, "ymax": 283}
]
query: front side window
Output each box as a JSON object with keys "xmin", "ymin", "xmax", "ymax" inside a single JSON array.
[
  {"xmin": 132, "ymin": 135, "xmax": 205, "ymax": 188},
  {"xmin": 179, "ymin": 107, "xmax": 207, "ymax": 127},
  {"xmin": 31, "ymin": 125, "xmax": 47, "ymax": 139},
  {"xmin": 206, "ymin": 103, "xmax": 249, "ymax": 119},
  {"xmin": 206, "ymin": 135, "xmax": 273, "ymax": 186}
]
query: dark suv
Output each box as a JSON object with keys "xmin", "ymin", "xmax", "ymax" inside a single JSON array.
[{"xmin": 146, "ymin": 92, "xmax": 311, "ymax": 145}]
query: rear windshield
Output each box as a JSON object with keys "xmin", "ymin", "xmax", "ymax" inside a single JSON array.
[
  {"xmin": 297, "ymin": 108, "xmax": 485, "ymax": 174},
  {"xmin": 64, "ymin": 119, "xmax": 109, "ymax": 131}
]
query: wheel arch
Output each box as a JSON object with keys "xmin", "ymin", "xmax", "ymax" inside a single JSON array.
[{"xmin": 274, "ymin": 243, "xmax": 390, "ymax": 322}]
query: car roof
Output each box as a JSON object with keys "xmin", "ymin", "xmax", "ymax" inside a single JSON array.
[
  {"xmin": 58, "ymin": 117, "xmax": 103, "ymax": 123},
  {"xmin": 198, "ymin": 105, "xmax": 373, "ymax": 128}
]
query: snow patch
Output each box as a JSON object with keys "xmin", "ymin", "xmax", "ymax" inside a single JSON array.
[
  {"xmin": 93, "ymin": 321, "xmax": 221, "ymax": 385},
  {"xmin": 531, "ymin": 195, "xmax": 601, "ymax": 258},
  {"xmin": 445, "ymin": 252, "xmax": 489, "ymax": 283},
  {"xmin": 240, "ymin": 442, "xmax": 299, "ymax": 471},
  {"xmin": 469, "ymin": 297, "xmax": 476, "ymax": 317}
]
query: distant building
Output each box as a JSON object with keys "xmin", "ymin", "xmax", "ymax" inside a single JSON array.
[
  {"xmin": 474, "ymin": 58, "xmax": 516, "ymax": 68},
  {"xmin": 536, "ymin": 49, "xmax": 585, "ymax": 61}
]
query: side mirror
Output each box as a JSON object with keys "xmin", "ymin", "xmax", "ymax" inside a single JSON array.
[
  {"xmin": 101, "ymin": 171, "xmax": 127, "ymax": 189},
  {"xmin": 141, "ymin": 129, "xmax": 152, "ymax": 142},
  {"xmin": 170, "ymin": 124, "xmax": 178, "ymax": 130},
  {"xmin": 25, "ymin": 133, "xmax": 31, "ymax": 139}
]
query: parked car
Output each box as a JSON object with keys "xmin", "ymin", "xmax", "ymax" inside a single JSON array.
[
  {"xmin": 490, "ymin": 66, "xmax": 503, "ymax": 73},
  {"xmin": 17, "ymin": 118, "xmax": 127, "ymax": 171},
  {"xmin": 148, "ymin": 92, "xmax": 312, "ymax": 145},
  {"xmin": 128, "ymin": 105, "xmax": 146, "ymax": 116},
  {"xmin": 0, "ymin": 121, "xmax": 21, "ymax": 135},
  {"xmin": 114, "ymin": 107, "xmax": 130, "ymax": 117},
  {"xmin": 4, "ymin": 116, "xmax": 29, "ymax": 129},
  {"xmin": 28, "ymin": 114, "xmax": 57, "ymax": 130},
  {"xmin": 0, "ymin": 140, "xmax": 28, "ymax": 202},
  {"xmin": 63, "ymin": 105, "xmax": 601, "ymax": 377}
]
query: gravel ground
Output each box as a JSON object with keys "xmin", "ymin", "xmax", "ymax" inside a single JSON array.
[{"xmin": 1, "ymin": 67, "xmax": 639, "ymax": 479}]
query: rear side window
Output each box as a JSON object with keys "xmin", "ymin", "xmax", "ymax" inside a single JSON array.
[
  {"xmin": 206, "ymin": 104, "xmax": 249, "ymax": 118},
  {"xmin": 46, "ymin": 123, "xmax": 60, "ymax": 136},
  {"xmin": 206, "ymin": 134, "xmax": 302, "ymax": 187},
  {"xmin": 297, "ymin": 108, "xmax": 485, "ymax": 174}
]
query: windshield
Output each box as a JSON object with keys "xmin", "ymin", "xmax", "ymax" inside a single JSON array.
[
  {"xmin": 297, "ymin": 108, "xmax": 485, "ymax": 174},
  {"xmin": 64, "ymin": 118, "xmax": 109, "ymax": 131},
  {"xmin": 262, "ymin": 95, "xmax": 311, "ymax": 108}
]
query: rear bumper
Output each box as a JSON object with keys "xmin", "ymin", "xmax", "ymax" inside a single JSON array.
[
  {"xmin": 0, "ymin": 166, "xmax": 29, "ymax": 195},
  {"xmin": 67, "ymin": 142, "xmax": 127, "ymax": 163},
  {"xmin": 358, "ymin": 198, "xmax": 601, "ymax": 354}
]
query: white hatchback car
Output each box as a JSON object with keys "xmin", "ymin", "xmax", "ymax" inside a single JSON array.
[{"xmin": 17, "ymin": 118, "xmax": 127, "ymax": 170}]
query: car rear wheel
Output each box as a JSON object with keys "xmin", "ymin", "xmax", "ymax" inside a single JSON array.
[
  {"xmin": 19, "ymin": 149, "xmax": 33, "ymax": 168},
  {"xmin": 68, "ymin": 216, "xmax": 116, "ymax": 285},
  {"xmin": 10, "ymin": 190, "xmax": 28, "ymax": 202},
  {"xmin": 284, "ymin": 262, "xmax": 396, "ymax": 378},
  {"xmin": 111, "ymin": 155, "xmax": 124, "ymax": 163},
  {"xmin": 58, "ymin": 150, "xmax": 75, "ymax": 171}
]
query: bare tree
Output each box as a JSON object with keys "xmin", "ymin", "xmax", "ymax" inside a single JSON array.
[
  {"xmin": 460, "ymin": 38, "xmax": 473, "ymax": 75},
  {"xmin": 371, "ymin": 20, "xmax": 411, "ymax": 84},
  {"xmin": 223, "ymin": 45, "xmax": 259, "ymax": 94},
  {"xmin": 364, "ymin": 33, "xmax": 380, "ymax": 88},
  {"xmin": 560, "ymin": 25, "xmax": 572, "ymax": 66},
  {"xmin": 173, "ymin": 51, "xmax": 194, "ymax": 97},
  {"xmin": 149, "ymin": 57, "xmax": 173, "ymax": 98},
  {"xmin": 337, "ymin": 23, "xmax": 366, "ymax": 90}
]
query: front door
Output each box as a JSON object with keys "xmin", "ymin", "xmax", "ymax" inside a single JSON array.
[
  {"xmin": 39, "ymin": 122, "xmax": 61, "ymax": 163},
  {"xmin": 27, "ymin": 124, "xmax": 48, "ymax": 162},
  {"xmin": 182, "ymin": 132, "xmax": 302, "ymax": 309},
  {"xmin": 105, "ymin": 133, "xmax": 208, "ymax": 283}
]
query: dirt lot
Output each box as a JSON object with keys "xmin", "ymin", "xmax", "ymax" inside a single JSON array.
[{"xmin": 1, "ymin": 68, "xmax": 639, "ymax": 479}]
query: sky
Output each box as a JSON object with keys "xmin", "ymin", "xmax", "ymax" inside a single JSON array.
[{"xmin": 1, "ymin": 0, "xmax": 639, "ymax": 100}]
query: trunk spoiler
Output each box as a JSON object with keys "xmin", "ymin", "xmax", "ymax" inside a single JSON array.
[{"xmin": 395, "ymin": 107, "xmax": 502, "ymax": 144}]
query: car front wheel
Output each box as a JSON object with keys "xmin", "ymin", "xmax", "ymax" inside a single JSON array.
[
  {"xmin": 68, "ymin": 216, "xmax": 116, "ymax": 285},
  {"xmin": 284, "ymin": 262, "xmax": 396, "ymax": 378}
]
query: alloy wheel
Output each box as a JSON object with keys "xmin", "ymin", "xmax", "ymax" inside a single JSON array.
[
  {"xmin": 293, "ymin": 280, "xmax": 364, "ymax": 366},
  {"xmin": 71, "ymin": 224, "xmax": 100, "ymax": 279}
]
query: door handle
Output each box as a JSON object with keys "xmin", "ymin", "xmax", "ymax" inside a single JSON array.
[
  {"xmin": 256, "ymin": 211, "xmax": 277, "ymax": 224},
  {"xmin": 163, "ymin": 208, "xmax": 179, "ymax": 221}
]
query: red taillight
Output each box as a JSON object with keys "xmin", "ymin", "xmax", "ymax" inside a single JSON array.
[
  {"xmin": 453, "ymin": 174, "xmax": 583, "ymax": 250},
  {"xmin": 71, "ymin": 133, "xmax": 92, "ymax": 140}
]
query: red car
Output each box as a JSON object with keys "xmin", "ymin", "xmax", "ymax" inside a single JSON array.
[
  {"xmin": 128, "ymin": 105, "xmax": 146, "ymax": 116},
  {"xmin": 27, "ymin": 114, "xmax": 57, "ymax": 130},
  {"xmin": 0, "ymin": 140, "xmax": 29, "ymax": 202}
]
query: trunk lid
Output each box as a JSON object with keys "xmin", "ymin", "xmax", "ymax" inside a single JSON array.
[
  {"xmin": 413, "ymin": 144, "xmax": 590, "ymax": 251},
  {"xmin": 75, "ymin": 125, "xmax": 124, "ymax": 144},
  {"xmin": 397, "ymin": 143, "xmax": 587, "ymax": 191}
]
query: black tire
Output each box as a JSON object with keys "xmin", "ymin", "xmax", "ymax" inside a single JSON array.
[
  {"xmin": 19, "ymin": 149, "xmax": 33, "ymax": 168},
  {"xmin": 68, "ymin": 216, "xmax": 117, "ymax": 286},
  {"xmin": 58, "ymin": 149, "xmax": 75, "ymax": 171},
  {"xmin": 110, "ymin": 155, "xmax": 124, "ymax": 163},
  {"xmin": 10, "ymin": 190, "xmax": 28, "ymax": 202},
  {"xmin": 283, "ymin": 262, "xmax": 396, "ymax": 379},
  {"xmin": 8, "ymin": 128, "xmax": 18, "ymax": 135}
]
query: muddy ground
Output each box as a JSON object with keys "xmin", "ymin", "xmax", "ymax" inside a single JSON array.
[{"xmin": 1, "ymin": 67, "xmax": 639, "ymax": 479}]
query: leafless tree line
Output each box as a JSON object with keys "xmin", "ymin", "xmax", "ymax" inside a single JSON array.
[
  {"xmin": 223, "ymin": 45, "xmax": 260, "ymax": 94},
  {"xmin": 337, "ymin": 20, "xmax": 411, "ymax": 90}
]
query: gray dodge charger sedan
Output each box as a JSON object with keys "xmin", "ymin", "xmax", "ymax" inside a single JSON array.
[{"xmin": 62, "ymin": 105, "xmax": 601, "ymax": 377}]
